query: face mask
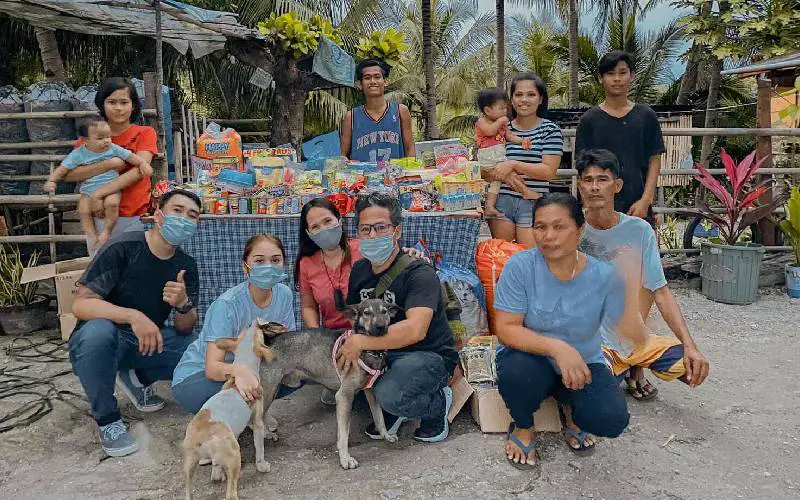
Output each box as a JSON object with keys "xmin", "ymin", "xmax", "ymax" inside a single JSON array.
[
  {"xmin": 360, "ymin": 234, "xmax": 396, "ymax": 265},
  {"xmin": 159, "ymin": 214, "xmax": 197, "ymax": 246},
  {"xmin": 248, "ymin": 264, "xmax": 288, "ymax": 290},
  {"xmin": 308, "ymin": 224, "xmax": 342, "ymax": 251}
]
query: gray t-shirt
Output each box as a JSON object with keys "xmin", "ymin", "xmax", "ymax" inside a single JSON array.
[{"xmin": 579, "ymin": 212, "xmax": 667, "ymax": 355}]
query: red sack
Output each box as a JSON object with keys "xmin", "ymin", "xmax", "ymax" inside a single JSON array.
[
  {"xmin": 327, "ymin": 193, "xmax": 355, "ymax": 215},
  {"xmin": 475, "ymin": 239, "xmax": 528, "ymax": 333}
]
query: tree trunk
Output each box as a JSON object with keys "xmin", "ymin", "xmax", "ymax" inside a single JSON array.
[
  {"xmin": 33, "ymin": 27, "xmax": 65, "ymax": 82},
  {"xmin": 676, "ymin": 47, "xmax": 698, "ymax": 105},
  {"xmin": 422, "ymin": 0, "xmax": 438, "ymax": 139},
  {"xmin": 496, "ymin": 0, "xmax": 505, "ymax": 88},
  {"xmin": 699, "ymin": 56, "xmax": 723, "ymax": 166},
  {"xmin": 567, "ymin": 0, "xmax": 580, "ymax": 107},
  {"xmin": 270, "ymin": 58, "xmax": 305, "ymax": 149}
]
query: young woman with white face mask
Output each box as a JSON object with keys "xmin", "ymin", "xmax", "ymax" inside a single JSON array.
[{"xmin": 172, "ymin": 233, "xmax": 296, "ymax": 413}]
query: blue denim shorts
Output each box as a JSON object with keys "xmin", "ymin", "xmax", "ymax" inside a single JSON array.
[{"xmin": 492, "ymin": 193, "xmax": 535, "ymax": 228}]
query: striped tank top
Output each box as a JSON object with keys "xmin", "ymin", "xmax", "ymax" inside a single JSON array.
[
  {"xmin": 350, "ymin": 101, "xmax": 405, "ymax": 162},
  {"xmin": 500, "ymin": 119, "xmax": 564, "ymax": 197}
]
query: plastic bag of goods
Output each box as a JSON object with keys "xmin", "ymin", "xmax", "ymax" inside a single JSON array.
[
  {"xmin": 196, "ymin": 122, "xmax": 243, "ymax": 171},
  {"xmin": 475, "ymin": 239, "xmax": 528, "ymax": 333},
  {"xmin": 24, "ymin": 82, "xmax": 76, "ymax": 194},
  {"xmin": 0, "ymin": 86, "xmax": 31, "ymax": 195},
  {"xmin": 437, "ymin": 261, "xmax": 488, "ymax": 341},
  {"xmin": 71, "ymin": 84, "xmax": 99, "ymax": 131}
]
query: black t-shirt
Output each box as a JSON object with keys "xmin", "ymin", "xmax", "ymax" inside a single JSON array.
[
  {"xmin": 78, "ymin": 231, "xmax": 200, "ymax": 328},
  {"xmin": 347, "ymin": 253, "xmax": 459, "ymax": 370},
  {"xmin": 575, "ymin": 104, "xmax": 666, "ymax": 213}
]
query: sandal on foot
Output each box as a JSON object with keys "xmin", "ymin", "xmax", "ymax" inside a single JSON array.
[
  {"xmin": 561, "ymin": 426, "xmax": 596, "ymax": 456},
  {"xmin": 625, "ymin": 376, "xmax": 658, "ymax": 401},
  {"xmin": 506, "ymin": 423, "xmax": 538, "ymax": 470}
]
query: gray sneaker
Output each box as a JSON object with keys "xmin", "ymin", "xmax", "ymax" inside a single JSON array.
[
  {"xmin": 99, "ymin": 420, "xmax": 138, "ymax": 457},
  {"xmin": 116, "ymin": 370, "xmax": 165, "ymax": 412}
]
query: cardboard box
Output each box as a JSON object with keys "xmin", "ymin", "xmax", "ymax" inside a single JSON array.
[
  {"xmin": 470, "ymin": 386, "xmax": 561, "ymax": 433},
  {"xmin": 448, "ymin": 371, "xmax": 474, "ymax": 423},
  {"xmin": 21, "ymin": 257, "xmax": 90, "ymax": 340}
]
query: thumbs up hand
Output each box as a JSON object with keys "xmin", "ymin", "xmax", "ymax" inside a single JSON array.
[{"xmin": 163, "ymin": 269, "xmax": 189, "ymax": 308}]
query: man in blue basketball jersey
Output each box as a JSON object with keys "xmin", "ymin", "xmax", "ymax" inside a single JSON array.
[{"xmin": 341, "ymin": 60, "xmax": 415, "ymax": 163}]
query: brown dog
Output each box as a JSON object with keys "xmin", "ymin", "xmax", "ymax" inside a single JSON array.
[{"xmin": 181, "ymin": 319, "xmax": 282, "ymax": 500}]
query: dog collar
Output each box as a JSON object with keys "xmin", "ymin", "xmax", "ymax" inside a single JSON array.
[{"xmin": 332, "ymin": 330, "xmax": 385, "ymax": 389}]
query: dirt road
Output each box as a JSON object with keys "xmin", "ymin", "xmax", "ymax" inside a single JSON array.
[{"xmin": 1, "ymin": 288, "xmax": 798, "ymax": 499}]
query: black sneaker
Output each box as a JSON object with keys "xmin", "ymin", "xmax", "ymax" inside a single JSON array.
[
  {"xmin": 413, "ymin": 386, "xmax": 453, "ymax": 443},
  {"xmin": 365, "ymin": 411, "xmax": 407, "ymax": 440}
]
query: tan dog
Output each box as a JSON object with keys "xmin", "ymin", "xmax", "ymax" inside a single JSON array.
[{"xmin": 181, "ymin": 319, "xmax": 281, "ymax": 500}]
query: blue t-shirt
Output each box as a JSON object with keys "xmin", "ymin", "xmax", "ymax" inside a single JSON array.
[
  {"xmin": 493, "ymin": 249, "xmax": 625, "ymax": 368},
  {"xmin": 62, "ymin": 144, "xmax": 132, "ymax": 195},
  {"xmin": 579, "ymin": 212, "xmax": 666, "ymax": 356},
  {"xmin": 172, "ymin": 282, "xmax": 296, "ymax": 385}
]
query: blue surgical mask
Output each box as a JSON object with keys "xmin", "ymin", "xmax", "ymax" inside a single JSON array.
[
  {"xmin": 360, "ymin": 234, "xmax": 396, "ymax": 265},
  {"xmin": 159, "ymin": 214, "xmax": 197, "ymax": 246},
  {"xmin": 308, "ymin": 224, "xmax": 343, "ymax": 251},
  {"xmin": 248, "ymin": 264, "xmax": 287, "ymax": 290}
]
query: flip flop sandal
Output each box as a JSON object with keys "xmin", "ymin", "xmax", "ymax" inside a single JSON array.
[
  {"xmin": 557, "ymin": 402, "xmax": 596, "ymax": 456},
  {"xmin": 561, "ymin": 426, "xmax": 596, "ymax": 456},
  {"xmin": 506, "ymin": 423, "xmax": 538, "ymax": 470},
  {"xmin": 625, "ymin": 376, "xmax": 659, "ymax": 401}
]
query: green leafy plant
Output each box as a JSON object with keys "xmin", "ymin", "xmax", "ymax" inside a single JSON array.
[
  {"xmin": 0, "ymin": 246, "xmax": 40, "ymax": 307},
  {"xmin": 355, "ymin": 28, "xmax": 407, "ymax": 70},
  {"xmin": 257, "ymin": 12, "xmax": 342, "ymax": 60},
  {"xmin": 657, "ymin": 215, "xmax": 681, "ymax": 250},
  {"xmin": 778, "ymin": 185, "xmax": 800, "ymax": 266}
]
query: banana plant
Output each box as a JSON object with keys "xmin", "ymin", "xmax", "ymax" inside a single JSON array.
[{"xmin": 778, "ymin": 186, "xmax": 800, "ymax": 266}]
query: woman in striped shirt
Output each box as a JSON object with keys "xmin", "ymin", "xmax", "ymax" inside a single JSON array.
[{"xmin": 485, "ymin": 73, "xmax": 564, "ymax": 247}]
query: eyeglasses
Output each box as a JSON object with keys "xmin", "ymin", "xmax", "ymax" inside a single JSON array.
[{"xmin": 357, "ymin": 223, "xmax": 394, "ymax": 236}]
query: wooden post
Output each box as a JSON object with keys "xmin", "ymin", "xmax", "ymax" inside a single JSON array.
[
  {"xmin": 756, "ymin": 78, "xmax": 775, "ymax": 246},
  {"xmin": 47, "ymin": 161, "xmax": 57, "ymax": 261},
  {"xmin": 143, "ymin": 72, "xmax": 167, "ymax": 181}
]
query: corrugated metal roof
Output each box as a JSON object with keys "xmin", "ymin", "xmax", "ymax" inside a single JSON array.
[
  {"xmin": 0, "ymin": 0, "xmax": 257, "ymax": 58},
  {"xmin": 721, "ymin": 52, "xmax": 800, "ymax": 77}
]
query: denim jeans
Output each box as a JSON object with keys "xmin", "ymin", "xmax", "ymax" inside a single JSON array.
[
  {"xmin": 497, "ymin": 348, "xmax": 630, "ymax": 437},
  {"xmin": 172, "ymin": 370, "xmax": 304, "ymax": 414},
  {"xmin": 372, "ymin": 350, "xmax": 452, "ymax": 422},
  {"xmin": 68, "ymin": 318, "xmax": 194, "ymax": 426}
]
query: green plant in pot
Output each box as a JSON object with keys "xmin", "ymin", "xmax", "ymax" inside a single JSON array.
[
  {"xmin": 778, "ymin": 185, "xmax": 800, "ymax": 298},
  {"xmin": 0, "ymin": 245, "xmax": 48, "ymax": 335},
  {"xmin": 681, "ymin": 149, "xmax": 788, "ymax": 305}
]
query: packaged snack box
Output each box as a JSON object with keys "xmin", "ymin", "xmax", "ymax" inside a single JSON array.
[{"xmin": 196, "ymin": 123, "xmax": 243, "ymax": 170}]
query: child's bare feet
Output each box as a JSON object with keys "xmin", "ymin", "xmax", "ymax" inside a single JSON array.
[
  {"xmin": 523, "ymin": 190, "xmax": 541, "ymax": 200},
  {"xmin": 484, "ymin": 205, "xmax": 501, "ymax": 218}
]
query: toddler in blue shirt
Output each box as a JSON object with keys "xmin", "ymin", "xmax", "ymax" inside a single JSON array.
[{"xmin": 45, "ymin": 118, "xmax": 152, "ymax": 249}]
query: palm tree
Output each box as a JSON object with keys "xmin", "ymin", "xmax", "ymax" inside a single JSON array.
[
  {"xmin": 507, "ymin": 9, "xmax": 683, "ymax": 107},
  {"xmin": 390, "ymin": 0, "xmax": 495, "ymax": 137},
  {"xmin": 422, "ymin": 0, "xmax": 437, "ymax": 139},
  {"xmin": 33, "ymin": 27, "xmax": 65, "ymax": 82}
]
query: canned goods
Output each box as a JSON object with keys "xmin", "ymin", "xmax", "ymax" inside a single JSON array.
[
  {"xmin": 202, "ymin": 197, "xmax": 215, "ymax": 214},
  {"xmin": 214, "ymin": 198, "xmax": 228, "ymax": 215},
  {"xmin": 229, "ymin": 198, "xmax": 239, "ymax": 215},
  {"xmin": 238, "ymin": 197, "xmax": 249, "ymax": 214},
  {"xmin": 290, "ymin": 196, "xmax": 300, "ymax": 214},
  {"xmin": 267, "ymin": 197, "xmax": 279, "ymax": 215},
  {"xmin": 257, "ymin": 197, "xmax": 268, "ymax": 215}
]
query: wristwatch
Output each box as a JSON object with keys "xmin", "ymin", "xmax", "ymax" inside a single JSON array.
[{"xmin": 175, "ymin": 298, "xmax": 194, "ymax": 314}]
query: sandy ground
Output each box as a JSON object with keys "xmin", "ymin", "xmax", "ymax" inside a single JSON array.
[{"xmin": 0, "ymin": 288, "xmax": 798, "ymax": 500}]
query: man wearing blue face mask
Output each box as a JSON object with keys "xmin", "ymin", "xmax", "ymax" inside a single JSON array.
[
  {"xmin": 339, "ymin": 193, "xmax": 459, "ymax": 443},
  {"xmin": 69, "ymin": 189, "xmax": 201, "ymax": 457}
]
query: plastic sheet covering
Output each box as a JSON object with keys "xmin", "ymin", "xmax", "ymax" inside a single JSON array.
[
  {"xmin": 0, "ymin": 86, "xmax": 31, "ymax": 195},
  {"xmin": 0, "ymin": 0, "xmax": 253, "ymax": 59},
  {"xmin": 24, "ymin": 82, "xmax": 76, "ymax": 194}
]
